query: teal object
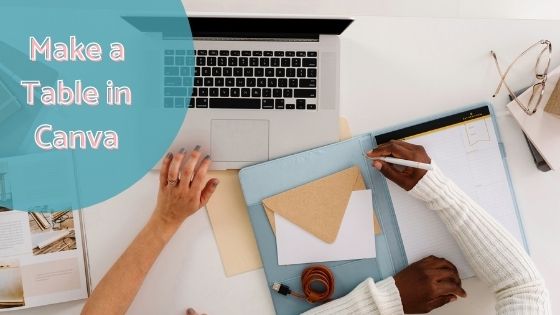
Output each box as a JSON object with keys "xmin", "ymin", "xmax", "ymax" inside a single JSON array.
[
  {"xmin": 0, "ymin": 1, "xmax": 193, "ymax": 211},
  {"xmin": 239, "ymin": 102, "xmax": 528, "ymax": 315}
]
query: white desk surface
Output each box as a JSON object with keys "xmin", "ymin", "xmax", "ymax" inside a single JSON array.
[{"xmin": 14, "ymin": 11, "xmax": 560, "ymax": 315}]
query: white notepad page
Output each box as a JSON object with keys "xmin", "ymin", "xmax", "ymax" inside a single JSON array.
[{"xmin": 388, "ymin": 117, "xmax": 524, "ymax": 278}]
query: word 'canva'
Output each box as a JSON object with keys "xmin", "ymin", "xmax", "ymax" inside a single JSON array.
[{"xmin": 34, "ymin": 124, "xmax": 119, "ymax": 150}]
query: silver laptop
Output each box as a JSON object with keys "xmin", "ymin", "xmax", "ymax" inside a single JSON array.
[{"xmin": 124, "ymin": 16, "xmax": 353, "ymax": 170}]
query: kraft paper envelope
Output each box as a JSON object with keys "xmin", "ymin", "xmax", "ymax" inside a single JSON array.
[
  {"xmin": 206, "ymin": 170, "xmax": 263, "ymax": 277},
  {"xmin": 339, "ymin": 116, "xmax": 352, "ymax": 141},
  {"xmin": 263, "ymin": 165, "xmax": 381, "ymax": 244},
  {"xmin": 206, "ymin": 117, "xmax": 355, "ymax": 277}
]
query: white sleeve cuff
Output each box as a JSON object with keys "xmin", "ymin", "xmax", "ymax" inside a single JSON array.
[
  {"xmin": 408, "ymin": 163, "xmax": 455, "ymax": 205},
  {"xmin": 371, "ymin": 277, "xmax": 405, "ymax": 315},
  {"xmin": 302, "ymin": 277, "xmax": 403, "ymax": 315}
]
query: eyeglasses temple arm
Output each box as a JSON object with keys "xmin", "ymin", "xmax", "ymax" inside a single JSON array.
[{"xmin": 491, "ymin": 41, "xmax": 549, "ymax": 97}]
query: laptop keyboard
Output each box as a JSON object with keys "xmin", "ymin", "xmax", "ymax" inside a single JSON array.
[{"xmin": 164, "ymin": 49, "xmax": 318, "ymax": 110}]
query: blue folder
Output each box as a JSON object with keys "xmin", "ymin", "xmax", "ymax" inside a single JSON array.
[{"xmin": 238, "ymin": 102, "xmax": 528, "ymax": 315}]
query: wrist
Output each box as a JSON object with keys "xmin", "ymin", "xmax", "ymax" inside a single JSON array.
[{"xmin": 148, "ymin": 212, "xmax": 182, "ymax": 242}]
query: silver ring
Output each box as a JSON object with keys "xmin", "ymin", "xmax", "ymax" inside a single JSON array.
[{"xmin": 167, "ymin": 178, "xmax": 178, "ymax": 186}]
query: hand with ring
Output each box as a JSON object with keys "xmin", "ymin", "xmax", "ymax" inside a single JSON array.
[{"xmin": 152, "ymin": 146, "xmax": 219, "ymax": 231}]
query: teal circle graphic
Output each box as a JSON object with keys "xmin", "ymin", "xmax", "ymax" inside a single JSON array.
[{"xmin": 0, "ymin": 1, "xmax": 193, "ymax": 211}]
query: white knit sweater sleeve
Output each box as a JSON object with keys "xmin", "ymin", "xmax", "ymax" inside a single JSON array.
[
  {"xmin": 410, "ymin": 164, "xmax": 551, "ymax": 315},
  {"xmin": 304, "ymin": 164, "xmax": 550, "ymax": 315},
  {"xmin": 302, "ymin": 277, "xmax": 404, "ymax": 315}
]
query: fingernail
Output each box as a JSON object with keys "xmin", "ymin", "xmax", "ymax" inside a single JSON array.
[
  {"xmin": 194, "ymin": 145, "xmax": 201, "ymax": 151},
  {"xmin": 204, "ymin": 154, "xmax": 211, "ymax": 160},
  {"xmin": 373, "ymin": 161, "xmax": 382, "ymax": 170},
  {"xmin": 212, "ymin": 180, "xmax": 219, "ymax": 187},
  {"xmin": 166, "ymin": 152, "xmax": 173, "ymax": 159},
  {"xmin": 186, "ymin": 308, "xmax": 195, "ymax": 315},
  {"xmin": 179, "ymin": 148, "xmax": 186, "ymax": 153}
]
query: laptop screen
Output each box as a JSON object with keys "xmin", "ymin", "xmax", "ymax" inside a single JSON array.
[{"xmin": 123, "ymin": 16, "xmax": 353, "ymax": 39}]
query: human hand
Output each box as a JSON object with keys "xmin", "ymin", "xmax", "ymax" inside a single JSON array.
[
  {"xmin": 152, "ymin": 146, "xmax": 219, "ymax": 231},
  {"xmin": 367, "ymin": 140, "xmax": 431, "ymax": 191},
  {"xmin": 394, "ymin": 255, "xmax": 466, "ymax": 314},
  {"xmin": 186, "ymin": 308, "xmax": 206, "ymax": 315}
]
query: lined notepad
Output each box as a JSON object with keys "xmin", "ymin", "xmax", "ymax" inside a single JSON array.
[{"xmin": 386, "ymin": 117, "xmax": 524, "ymax": 278}]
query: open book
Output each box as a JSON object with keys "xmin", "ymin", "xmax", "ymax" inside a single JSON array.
[
  {"xmin": 0, "ymin": 152, "xmax": 90, "ymax": 311},
  {"xmin": 0, "ymin": 209, "xmax": 90, "ymax": 311}
]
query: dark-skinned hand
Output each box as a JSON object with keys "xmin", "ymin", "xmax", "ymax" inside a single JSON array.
[
  {"xmin": 394, "ymin": 256, "xmax": 467, "ymax": 313},
  {"xmin": 367, "ymin": 140, "xmax": 431, "ymax": 191}
]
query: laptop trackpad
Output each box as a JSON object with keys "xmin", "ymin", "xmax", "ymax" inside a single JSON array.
[{"xmin": 211, "ymin": 119, "xmax": 270, "ymax": 162}]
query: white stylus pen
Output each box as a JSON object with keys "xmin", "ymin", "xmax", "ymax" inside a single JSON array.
[{"xmin": 364, "ymin": 155, "xmax": 434, "ymax": 171}]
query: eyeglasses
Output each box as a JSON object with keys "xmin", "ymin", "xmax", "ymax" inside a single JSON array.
[{"xmin": 491, "ymin": 40, "xmax": 552, "ymax": 115}]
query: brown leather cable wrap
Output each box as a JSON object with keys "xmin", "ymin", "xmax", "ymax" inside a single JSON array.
[{"xmin": 292, "ymin": 265, "xmax": 335, "ymax": 303}]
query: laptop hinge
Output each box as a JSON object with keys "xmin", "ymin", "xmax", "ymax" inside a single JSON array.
[{"xmin": 162, "ymin": 36, "xmax": 319, "ymax": 42}]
